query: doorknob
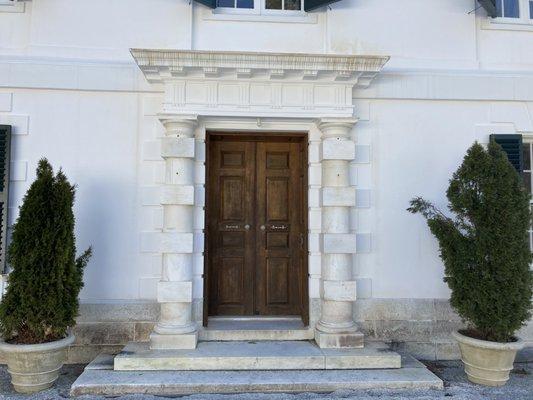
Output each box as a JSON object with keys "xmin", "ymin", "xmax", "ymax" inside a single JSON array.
[
  {"xmin": 244, "ymin": 224, "xmax": 250, "ymax": 230},
  {"xmin": 260, "ymin": 225, "xmax": 265, "ymax": 231}
]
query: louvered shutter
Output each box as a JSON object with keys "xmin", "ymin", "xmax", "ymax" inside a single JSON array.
[
  {"xmin": 0, "ymin": 126, "xmax": 11, "ymax": 273},
  {"xmin": 194, "ymin": 0, "xmax": 217, "ymax": 8},
  {"xmin": 478, "ymin": 0, "xmax": 498, "ymax": 18},
  {"xmin": 490, "ymin": 134, "xmax": 523, "ymax": 173},
  {"xmin": 305, "ymin": 0, "xmax": 341, "ymax": 12}
]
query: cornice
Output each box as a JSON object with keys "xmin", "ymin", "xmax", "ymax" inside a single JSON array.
[{"xmin": 130, "ymin": 49, "xmax": 389, "ymax": 87}]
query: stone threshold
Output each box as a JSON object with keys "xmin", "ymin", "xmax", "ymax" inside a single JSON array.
[
  {"xmin": 114, "ymin": 341, "xmax": 401, "ymax": 371},
  {"xmin": 199, "ymin": 316, "xmax": 314, "ymax": 341},
  {"xmin": 71, "ymin": 352, "xmax": 443, "ymax": 396}
]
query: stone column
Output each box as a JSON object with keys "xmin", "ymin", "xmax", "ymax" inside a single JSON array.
[
  {"xmin": 150, "ymin": 115, "xmax": 198, "ymax": 350},
  {"xmin": 315, "ymin": 118, "xmax": 363, "ymax": 349}
]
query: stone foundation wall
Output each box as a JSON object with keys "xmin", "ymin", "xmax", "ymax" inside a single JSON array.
[{"xmin": 2, "ymin": 299, "xmax": 530, "ymax": 364}]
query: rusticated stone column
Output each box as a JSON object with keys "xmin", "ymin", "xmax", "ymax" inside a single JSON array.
[
  {"xmin": 315, "ymin": 118, "xmax": 363, "ymax": 349},
  {"xmin": 150, "ymin": 115, "xmax": 198, "ymax": 350}
]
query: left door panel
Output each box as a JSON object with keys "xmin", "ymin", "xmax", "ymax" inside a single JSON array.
[{"xmin": 207, "ymin": 140, "xmax": 256, "ymax": 315}]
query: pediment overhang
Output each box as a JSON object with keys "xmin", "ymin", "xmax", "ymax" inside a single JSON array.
[
  {"xmin": 131, "ymin": 49, "xmax": 389, "ymax": 118},
  {"xmin": 131, "ymin": 49, "xmax": 389, "ymax": 87}
]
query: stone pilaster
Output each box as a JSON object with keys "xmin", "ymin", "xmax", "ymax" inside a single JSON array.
[
  {"xmin": 150, "ymin": 115, "xmax": 198, "ymax": 350},
  {"xmin": 315, "ymin": 118, "xmax": 363, "ymax": 349}
]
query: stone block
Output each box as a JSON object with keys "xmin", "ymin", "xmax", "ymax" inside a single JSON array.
[
  {"xmin": 354, "ymin": 145, "xmax": 371, "ymax": 163},
  {"xmin": 157, "ymin": 281, "xmax": 193, "ymax": 303},
  {"xmin": 434, "ymin": 299, "xmax": 461, "ymax": 321},
  {"xmin": 321, "ymin": 139, "xmax": 355, "ymax": 160},
  {"xmin": 66, "ymin": 345, "xmax": 123, "ymax": 364},
  {"xmin": 72, "ymin": 323, "xmax": 134, "ymax": 346},
  {"xmin": 322, "ymin": 234, "xmax": 357, "ymax": 254},
  {"xmin": 0, "ymin": 93, "xmax": 12, "ymax": 111},
  {"xmin": 77, "ymin": 303, "xmax": 159, "ymax": 323},
  {"xmin": 161, "ymin": 185, "xmax": 194, "ymax": 205},
  {"xmin": 161, "ymin": 232, "xmax": 194, "ymax": 253},
  {"xmin": 141, "ymin": 186, "xmax": 161, "ymax": 206},
  {"xmin": 308, "ymin": 164, "xmax": 322, "ymax": 185},
  {"xmin": 308, "ymin": 254, "xmax": 321, "ymax": 275},
  {"xmin": 308, "ymin": 209, "xmax": 321, "ymax": 231},
  {"xmin": 374, "ymin": 320, "xmax": 433, "ymax": 343},
  {"xmin": 139, "ymin": 277, "xmax": 159, "ymax": 300},
  {"xmin": 358, "ymin": 298, "xmax": 435, "ymax": 321},
  {"xmin": 355, "ymin": 233, "xmax": 372, "ymax": 253},
  {"xmin": 323, "ymin": 280, "xmax": 357, "ymax": 301},
  {"xmin": 143, "ymin": 140, "xmax": 162, "ymax": 161},
  {"xmin": 391, "ymin": 342, "xmax": 436, "ymax": 361},
  {"xmin": 321, "ymin": 187, "xmax": 356, "ymax": 207},
  {"xmin": 0, "ymin": 114, "xmax": 29, "ymax": 135},
  {"xmin": 149, "ymin": 331, "xmax": 198, "ymax": 350},
  {"xmin": 435, "ymin": 341, "xmax": 461, "ymax": 361},
  {"xmin": 10, "ymin": 160, "xmax": 27, "ymax": 181},
  {"xmin": 161, "ymin": 137, "xmax": 195, "ymax": 158},
  {"xmin": 355, "ymin": 189, "xmax": 371, "ymax": 208},
  {"xmin": 355, "ymin": 278, "xmax": 372, "ymax": 299},
  {"xmin": 134, "ymin": 323, "xmax": 156, "ymax": 342},
  {"xmin": 432, "ymin": 320, "xmax": 464, "ymax": 341},
  {"xmin": 315, "ymin": 330, "xmax": 364, "ymax": 349}
]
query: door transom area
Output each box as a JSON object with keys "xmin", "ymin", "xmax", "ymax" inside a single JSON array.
[{"xmin": 205, "ymin": 132, "xmax": 309, "ymax": 324}]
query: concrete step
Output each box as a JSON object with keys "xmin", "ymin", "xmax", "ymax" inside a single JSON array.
[
  {"xmin": 199, "ymin": 317, "xmax": 314, "ymax": 341},
  {"xmin": 71, "ymin": 353, "xmax": 443, "ymax": 396},
  {"xmin": 113, "ymin": 341, "xmax": 401, "ymax": 371}
]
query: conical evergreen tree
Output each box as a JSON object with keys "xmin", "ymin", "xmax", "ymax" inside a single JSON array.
[
  {"xmin": 409, "ymin": 141, "xmax": 533, "ymax": 342},
  {"xmin": 0, "ymin": 159, "xmax": 91, "ymax": 343}
]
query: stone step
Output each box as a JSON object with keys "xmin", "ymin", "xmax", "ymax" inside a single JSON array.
[
  {"xmin": 71, "ymin": 353, "xmax": 443, "ymax": 396},
  {"xmin": 199, "ymin": 317, "xmax": 314, "ymax": 341},
  {"xmin": 113, "ymin": 341, "xmax": 401, "ymax": 371}
]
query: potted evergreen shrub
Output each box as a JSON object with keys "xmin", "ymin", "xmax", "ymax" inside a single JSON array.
[
  {"xmin": 0, "ymin": 159, "xmax": 91, "ymax": 393},
  {"xmin": 408, "ymin": 141, "xmax": 532, "ymax": 387}
]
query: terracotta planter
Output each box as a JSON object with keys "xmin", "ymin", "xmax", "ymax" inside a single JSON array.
[
  {"xmin": 453, "ymin": 330, "xmax": 523, "ymax": 387},
  {"xmin": 0, "ymin": 332, "xmax": 75, "ymax": 394}
]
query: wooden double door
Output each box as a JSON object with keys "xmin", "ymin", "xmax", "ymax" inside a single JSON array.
[{"xmin": 206, "ymin": 133, "xmax": 308, "ymax": 324}]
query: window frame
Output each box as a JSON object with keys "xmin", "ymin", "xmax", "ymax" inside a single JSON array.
[
  {"xmin": 522, "ymin": 137, "xmax": 533, "ymax": 251},
  {"xmin": 0, "ymin": 0, "xmax": 25, "ymax": 13},
  {"xmin": 215, "ymin": 0, "xmax": 306, "ymax": 17},
  {"xmin": 492, "ymin": 0, "xmax": 533, "ymax": 25}
]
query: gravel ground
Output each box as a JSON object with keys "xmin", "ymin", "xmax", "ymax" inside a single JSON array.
[{"xmin": 0, "ymin": 358, "xmax": 531, "ymax": 400}]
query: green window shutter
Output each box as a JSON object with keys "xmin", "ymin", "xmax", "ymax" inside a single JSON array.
[
  {"xmin": 490, "ymin": 134, "xmax": 523, "ymax": 173},
  {"xmin": 478, "ymin": 0, "xmax": 498, "ymax": 18},
  {"xmin": 0, "ymin": 125, "xmax": 11, "ymax": 274},
  {"xmin": 305, "ymin": 0, "xmax": 341, "ymax": 12},
  {"xmin": 194, "ymin": 0, "xmax": 217, "ymax": 8}
]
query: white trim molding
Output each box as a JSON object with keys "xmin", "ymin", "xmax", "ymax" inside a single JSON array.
[
  {"xmin": 0, "ymin": 0, "xmax": 25, "ymax": 13},
  {"xmin": 130, "ymin": 50, "xmax": 388, "ymax": 119},
  {"xmin": 132, "ymin": 49, "xmax": 389, "ymax": 350}
]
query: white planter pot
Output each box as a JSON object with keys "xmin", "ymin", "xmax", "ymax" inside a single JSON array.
[
  {"xmin": 0, "ymin": 332, "xmax": 75, "ymax": 393},
  {"xmin": 453, "ymin": 330, "xmax": 523, "ymax": 387}
]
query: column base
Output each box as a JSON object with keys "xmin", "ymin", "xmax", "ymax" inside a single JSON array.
[
  {"xmin": 149, "ymin": 331, "xmax": 198, "ymax": 350},
  {"xmin": 314, "ymin": 330, "xmax": 364, "ymax": 349}
]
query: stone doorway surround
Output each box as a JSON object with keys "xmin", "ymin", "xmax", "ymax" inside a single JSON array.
[{"xmin": 131, "ymin": 49, "xmax": 389, "ymax": 350}]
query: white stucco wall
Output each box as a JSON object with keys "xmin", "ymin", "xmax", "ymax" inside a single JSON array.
[{"xmin": 1, "ymin": 0, "xmax": 533, "ymax": 303}]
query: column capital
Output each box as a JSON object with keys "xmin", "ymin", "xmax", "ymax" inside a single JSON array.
[
  {"xmin": 316, "ymin": 117, "xmax": 358, "ymax": 139},
  {"xmin": 158, "ymin": 114, "xmax": 198, "ymax": 137}
]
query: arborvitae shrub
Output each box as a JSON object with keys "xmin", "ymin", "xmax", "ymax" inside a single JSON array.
[
  {"xmin": 0, "ymin": 159, "xmax": 91, "ymax": 344},
  {"xmin": 408, "ymin": 141, "xmax": 533, "ymax": 342}
]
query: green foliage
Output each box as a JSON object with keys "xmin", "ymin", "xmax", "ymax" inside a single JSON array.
[
  {"xmin": 0, "ymin": 159, "xmax": 91, "ymax": 344},
  {"xmin": 408, "ymin": 142, "xmax": 533, "ymax": 342}
]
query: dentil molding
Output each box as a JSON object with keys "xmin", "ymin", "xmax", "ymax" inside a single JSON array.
[{"xmin": 131, "ymin": 50, "xmax": 389, "ymax": 119}]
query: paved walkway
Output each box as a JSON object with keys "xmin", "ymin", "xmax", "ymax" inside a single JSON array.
[{"xmin": 0, "ymin": 355, "xmax": 531, "ymax": 399}]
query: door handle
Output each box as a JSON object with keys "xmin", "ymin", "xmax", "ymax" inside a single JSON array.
[
  {"xmin": 260, "ymin": 225, "xmax": 266, "ymax": 231},
  {"xmin": 244, "ymin": 224, "xmax": 251, "ymax": 230}
]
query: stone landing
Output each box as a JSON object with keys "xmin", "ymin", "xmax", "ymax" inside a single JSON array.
[
  {"xmin": 114, "ymin": 341, "xmax": 400, "ymax": 371},
  {"xmin": 71, "ymin": 352, "xmax": 443, "ymax": 396}
]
